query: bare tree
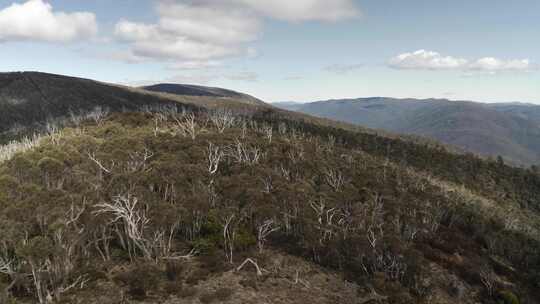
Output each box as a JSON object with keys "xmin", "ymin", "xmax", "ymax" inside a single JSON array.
[
  {"xmin": 174, "ymin": 113, "xmax": 198, "ymax": 140},
  {"xmin": 225, "ymin": 140, "xmax": 263, "ymax": 165},
  {"xmin": 263, "ymin": 125, "xmax": 273, "ymax": 143},
  {"xmin": 222, "ymin": 214, "xmax": 237, "ymax": 263},
  {"xmin": 153, "ymin": 113, "xmax": 167, "ymax": 137},
  {"xmin": 309, "ymin": 199, "xmax": 340, "ymax": 244},
  {"xmin": 126, "ymin": 148, "xmax": 154, "ymax": 173},
  {"xmin": 210, "ymin": 110, "xmax": 236, "ymax": 133},
  {"xmin": 323, "ymin": 168, "xmax": 346, "ymax": 192},
  {"xmin": 257, "ymin": 220, "xmax": 280, "ymax": 253},
  {"xmin": 0, "ymin": 134, "xmax": 43, "ymax": 164},
  {"xmin": 87, "ymin": 152, "xmax": 114, "ymax": 175},
  {"xmin": 260, "ymin": 176, "xmax": 273, "ymax": 194},
  {"xmin": 86, "ymin": 106, "xmax": 109, "ymax": 126},
  {"xmin": 480, "ymin": 266, "xmax": 497, "ymax": 297},
  {"xmin": 287, "ymin": 144, "xmax": 305, "ymax": 164},
  {"xmin": 93, "ymin": 194, "xmax": 153, "ymax": 261},
  {"xmin": 207, "ymin": 142, "xmax": 224, "ymax": 175}
]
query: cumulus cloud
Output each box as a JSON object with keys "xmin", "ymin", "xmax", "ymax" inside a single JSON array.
[
  {"xmin": 114, "ymin": 0, "xmax": 360, "ymax": 67},
  {"xmin": 114, "ymin": 2, "xmax": 260, "ymax": 64},
  {"xmin": 389, "ymin": 50, "xmax": 467, "ymax": 70},
  {"xmin": 0, "ymin": 0, "xmax": 97, "ymax": 43},
  {"xmin": 469, "ymin": 57, "xmax": 531, "ymax": 71},
  {"xmin": 389, "ymin": 50, "xmax": 534, "ymax": 73}
]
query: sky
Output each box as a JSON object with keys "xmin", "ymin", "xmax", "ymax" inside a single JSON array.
[{"xmin": 0, "ymin": 0, "xmax": 538, "ymax": 103}]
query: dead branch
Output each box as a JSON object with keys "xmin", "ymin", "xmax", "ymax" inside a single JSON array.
[{"xmin": 237, "ymin": 258, "xmax": 264, "ymax": 276}]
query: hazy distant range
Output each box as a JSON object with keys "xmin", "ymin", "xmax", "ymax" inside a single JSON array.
[{"xmin": 274, "ymin": 98, "xmax": 540, "ymax": 166}]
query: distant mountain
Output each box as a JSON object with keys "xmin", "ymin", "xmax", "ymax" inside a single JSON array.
[
  {"xmin": 272, "ymin": 101, "xmax": 304, "ymax": 111},
  {"xmin": 275, "ymin": 98, "xmax": 540, "ymax": 166},
  {"xmin": 142, "ymin": 83, "xmax": 265, "ymax": 105}
]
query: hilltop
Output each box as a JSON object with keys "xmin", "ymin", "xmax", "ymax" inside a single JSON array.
[{"xmin": 142, "ymin": 83, "xmax": 265, "ymax": 106}]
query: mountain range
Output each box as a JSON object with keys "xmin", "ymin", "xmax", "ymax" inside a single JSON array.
[{"xmin": 274, "ymin": 98, "xmax": 540, "ymax": 166}]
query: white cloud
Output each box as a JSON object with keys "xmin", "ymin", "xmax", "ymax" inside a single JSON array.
[
  {"xmin": 389, "ymin": 50, "xmax": 467, "ymax": 70},
  {"xmin": 389, "ymin": 50, "xmax": 534, "ymax": 73},
  {"xmin": 113, "ymin": 0, "xmax": 360, "ymax": 67},
  {"xmin": 114, "ymin": 2, "xmax": 259, "ymax": 64},
  {"xmin": 469, "ymin": 57, "xmax": 531, "ymax": 71},
  {"xmin": 0, "ymin": 0, "xmax": 97, "ymax": 43},
  {"xmin": 235, "ymin": 0, "xmax": 360, "ymax": 22}
]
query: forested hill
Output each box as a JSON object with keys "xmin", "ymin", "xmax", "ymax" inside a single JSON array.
[
  {"xmin": 0, "ymin": 72, "xmax": 267, "ymax": 144},
  {"xmin": 142, "ymin": 83, "xmax": 265, "ymax": 106},
  {"xmin": 275, "ymin": 98, "xmax": 540, "ymax": 166},
  {"xmin": 0, "ymin": 101, "xmax": 539, "ymax": 303}
]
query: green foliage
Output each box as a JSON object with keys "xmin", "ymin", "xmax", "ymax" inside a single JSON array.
[
  {"xmin": 235, "ymin": 228, "xmax": 257, "ymax": 250},
  {"xmin": 1, "ymin": 110, "xmax": 540, "ymax": 302},
  {"xmin": 16, "ymin": 236, "xmax": 54, "ymax": 262},
  {"xmin": 497, "ymin": 290, "xmax": 520, "ymax": 304}
]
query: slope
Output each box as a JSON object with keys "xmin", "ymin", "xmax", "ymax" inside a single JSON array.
[
  {"xmin": 0, "ymin": 107, "xmax": 540, "ymax": 303},
  {"xmin": 142, "ymin": 83, "xmax": 265, "ymax": 106},
  {"xmin": 0, "ymin": 72, "xmax": 270, "ymax": 143},
  {"xmin": 275, "ymin": 98, "xmax": 540, "ymax": 166}
]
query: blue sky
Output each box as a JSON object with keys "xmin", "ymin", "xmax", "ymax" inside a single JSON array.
[{"xmin": 0, "ymin": 0, "xmax": 538, "ymax": 103}]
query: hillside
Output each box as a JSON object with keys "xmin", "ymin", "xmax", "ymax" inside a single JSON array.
[
  {"xmin": 142, "ymin": 84, "xmax": 265, "ymax": 106},
  {"xmin": 0, "ymin": 94, "xmax": 540, "ymax": 303},
  {"xmin": 0, "ymin": 72, "xmax": 269, "ymax": 144},
  {"xmin": 274, "ymin": 98, "xmax": 540, "ymax": 166}
]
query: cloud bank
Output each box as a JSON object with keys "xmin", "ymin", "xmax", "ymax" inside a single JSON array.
[
  {"xmin": 114, "ymin": 0, "xmax": 360, "ymax": 67},
  {"xmin": 389, "ymin": 50, "xmax": 534, "ymax": 72},
  {"xmin": 0, "ymin": 0, "xmax": 97, "ymax": 43}
]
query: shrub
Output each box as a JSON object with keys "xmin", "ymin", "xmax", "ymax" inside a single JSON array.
[
  {"xmin": 214, "ymin": 287, "xmax": 234, "ymax": 301},
  {"xmin": 177, "ymin": 285, "xmax": 198, "ymax": 298},
  {"xmin": 165, "ymin": 261, "xmax": 184, "ymax": 281},
  {"xmin": 185, "ymin": 268, "xmax": 210, "ymax": 286},
  {"xmin": 199, "ymin": 288, "xmax": 233, "ymax": 303},
  {"xmin": 497, "ymin": 290, "xmax": 520, "ymax": 304},
  {"xmin": 115, "ymin": 263, "xmax": 161, "ymax": 299}
]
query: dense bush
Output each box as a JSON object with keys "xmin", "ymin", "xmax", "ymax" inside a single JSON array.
[{"xmin": 0, "ymin": 109, "xmax": 539, "ymax": 303}]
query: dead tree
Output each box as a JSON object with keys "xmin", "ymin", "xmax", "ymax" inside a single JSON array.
[
  {"xmin": 225, "ymin": 140, "xmax": 263, "ymax": 165},
  {"xmin": 309, "ymin": 199, "xmax": 340, "ymax": 244},
  {"xmin": 223, "ymin": 214, "xmax": 237, "ymax": 264},
  {"xmin": 207, "ymin": 142, "xmax": 224, "ymax": 175},
  {"xmin": 257, "ymin": 220, "xmax": 280, "ymax": 253},
  {"xmin": 86, "ymin": 106, "xmax": 109, "ymax": 126},
  {"xmin": 93, "ymin": 194, "xmax": 153, "ymax": 261},
  {"xmin": 174, "ymin": 113, "xmax": 198, "ymax": 140},
  {"xmin": 480, "ymin": 266, "xmax": 497, "ymax": 297},
  {"xmin": 153, "ymin": 113, "xmax": 167, "ymax": 137},
  {"xmin": 87, "ymin": 152, "xmax": 113, "ymax": 175},
  {"xmin": 263, "ymin": 125, "xmax": 273, "ymax": 143},
  {"xmin": 210, "ymin": 110, "xmax": 236, "ymax": 133},
  {"xmin": 323, "ymin": 168, "xmax": 346, "ymax": 192},
  {"xmin": 237, "ymin": 258, "xmax": 264, "ymax": 276},
  {"xmin": 260, "ymin": 176, "xmax": 273, "ymax": 194}
]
